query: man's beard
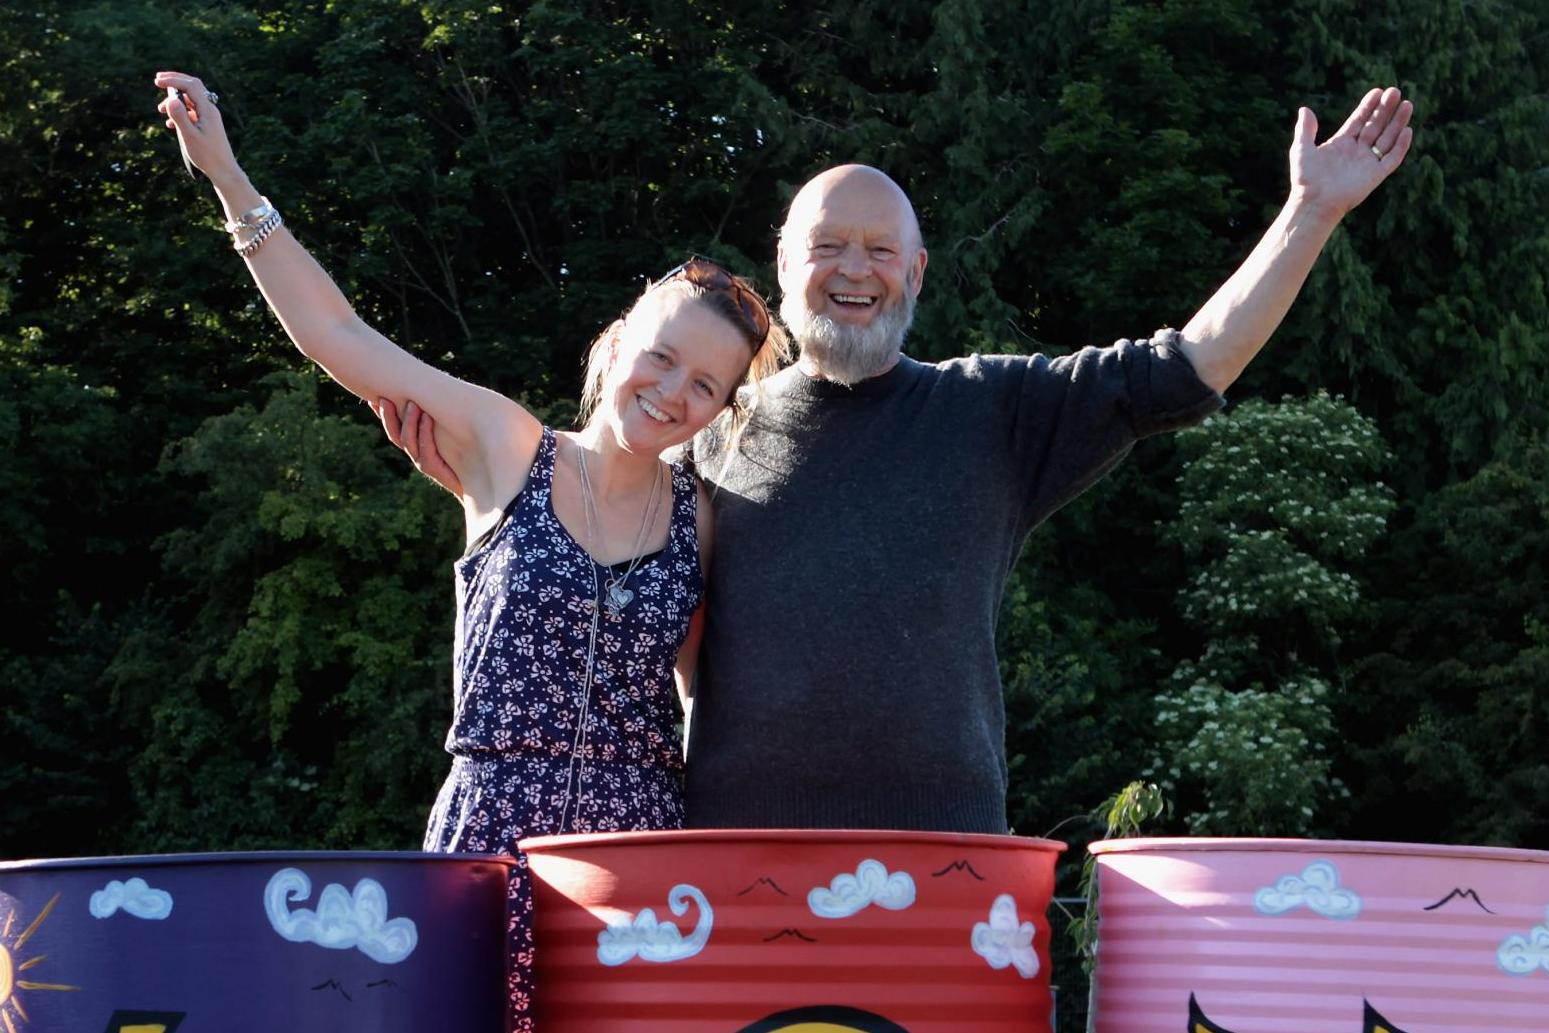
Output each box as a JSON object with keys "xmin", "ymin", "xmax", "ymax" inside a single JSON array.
[{"xmin": 780, "ymin": 289, "xmax": 916, "ymax": 386}]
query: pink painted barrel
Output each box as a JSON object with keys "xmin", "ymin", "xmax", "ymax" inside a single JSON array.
[
  {"xmin": 522, "ymin": 828, "xmax": 1065, "ymax": 1032},
  {"xmin": 1089, "ymin": 837, "xmax": 1549, "ymax": 1033}
]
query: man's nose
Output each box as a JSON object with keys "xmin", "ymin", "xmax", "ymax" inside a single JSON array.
[{"xmin": 836, "ymin": 243, "xmax": 870, "ymax": 279}]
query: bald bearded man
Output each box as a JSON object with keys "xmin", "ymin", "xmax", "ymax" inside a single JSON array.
[{"xmin": 378, "ymin": 87, "xmax": 1415, "ymax": 833}]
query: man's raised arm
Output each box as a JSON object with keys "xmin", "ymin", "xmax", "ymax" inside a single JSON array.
[{"xmin": 1179, "ymin": 86, "xmax": 1414, "ymax": 394}]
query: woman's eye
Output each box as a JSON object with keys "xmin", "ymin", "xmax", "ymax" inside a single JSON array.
[
  {"xmin": 649, "ymin": 350, "xmax": 670, "ymax": 365},
  {"xmin": 696, "ymin": 380, "xmax": 714, "ymax": 396}
]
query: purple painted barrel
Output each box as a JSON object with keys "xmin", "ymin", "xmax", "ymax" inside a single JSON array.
[
  {"xmin": 1089, "ymin": 837, "xmax": 1549, "ymax": 1033},
  {"xmin": 0, "ymin": 850, "xmax": 515, "ymax": 1033}
]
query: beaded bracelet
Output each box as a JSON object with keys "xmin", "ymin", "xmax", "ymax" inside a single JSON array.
[{"xmin": 234, "ymin": 208, "xmax": 283, "ymax": 258}]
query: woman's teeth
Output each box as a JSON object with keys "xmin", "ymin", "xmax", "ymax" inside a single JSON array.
[{"xmin": 639, "ymin": 397, "xmax": 671, "ymax": 423}]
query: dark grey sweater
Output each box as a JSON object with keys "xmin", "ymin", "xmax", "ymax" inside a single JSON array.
[{"xmin": 683, "ymin": 331, "xmax": 1223, "ymax": 832}]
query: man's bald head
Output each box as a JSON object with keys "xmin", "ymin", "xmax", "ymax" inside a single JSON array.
[
  {"xmin": 780, "ymin": 164, "xmax": 924, "ymax": 255},
  {"xmin": 775, "ymin": 165, "xmax": 929, "ymax": 384}
]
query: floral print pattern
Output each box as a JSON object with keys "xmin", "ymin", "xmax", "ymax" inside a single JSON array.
[{"xmin": 424, "ymin": 427, "xmax": 699, "ymax": 1030}]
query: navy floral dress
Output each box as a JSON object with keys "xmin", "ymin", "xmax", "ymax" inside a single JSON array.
[{"xmin": 424, "ymin": 427, "xmax": 698, "ymax": 1030}]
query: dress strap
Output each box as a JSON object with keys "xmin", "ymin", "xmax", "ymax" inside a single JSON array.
[
  {"xmin": 529, "ymin": 426, "xmax": 558, "ymax": 491},
  {"xmin": 463, "ymin": 426, "xmax": 558, "ymax": 558},
  {"xmin": 667, "ymin": 460, "xmax": 699, "ymax": 556}
]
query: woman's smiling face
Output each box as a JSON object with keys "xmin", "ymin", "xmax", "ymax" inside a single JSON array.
[{"xmin": 599, "ymin": 289, "xmax": 752, "ymax": 453}]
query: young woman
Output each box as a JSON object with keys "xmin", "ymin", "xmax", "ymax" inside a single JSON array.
[{"xmin": 153, "ymin": 70, "xmax": 786, "ymax": 1029}]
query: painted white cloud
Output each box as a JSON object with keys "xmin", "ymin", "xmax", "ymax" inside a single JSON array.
[
  {"xmin": 807, "ymin": 859, "xmax": 916, "ymax": 920},
  {"xmin": 1498, "ymin": 907, "xmax": 1549, "ymax": 976},
  {"xmin": 971, "ymin": 894, "xmax": 1039, "ymax": 979},
  {"xmin": 597, "ymin": 884, "xmax": 712, "ymax": 966},
  {"xmin": 264, "ymin": 868, "xmax": 417, "ymax": 964},
  {"xmin": 1253, "ymin": 860, "xmax": 1362, "ymax": 920},
  {"xmin": 89, "ymin": 877, "xmax": 173, "ymax": 920}
]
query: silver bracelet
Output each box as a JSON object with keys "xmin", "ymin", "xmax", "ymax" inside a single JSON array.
[
  {"xmin": 234, "ymin": 209, "xmax": 284, "ymax": 258},
  {"xmin": 224, "ymin": 197, "xmax": 276, "ymax": 234}
]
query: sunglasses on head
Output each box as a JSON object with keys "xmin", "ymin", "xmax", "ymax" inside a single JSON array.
[{"xmin": 653, "ymin": 257, "xmax": 771, "ymax": 348}]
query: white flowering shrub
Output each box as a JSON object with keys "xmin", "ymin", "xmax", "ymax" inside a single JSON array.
[{"xmin": 1151, "ymin": 393, "xmax": 1393, "ymax": 835}]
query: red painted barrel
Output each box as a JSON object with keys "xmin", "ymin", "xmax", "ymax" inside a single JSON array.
[
  {"xmin": 522, "ymin": 828, "xmax": 1065, "ymax": 1032},
  {"xmin": 1090, "ymin": 837, "xmax": 1549, "ymax": 1033}
]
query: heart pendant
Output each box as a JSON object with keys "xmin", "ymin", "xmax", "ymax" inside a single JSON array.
[{"xmin": 607, "ymin": 582, "xmax": 635, "ymax": 613}]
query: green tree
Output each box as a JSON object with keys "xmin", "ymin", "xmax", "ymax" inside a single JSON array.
[
  {"xmin": 1346, "ymin": 432, "xmax": 1549, "ymax": 847},
  {"xmin": 1152, "ymin": 393, "xmax": 1396, "ymax": 834},
  {"xmin": 114, "ymin": 372, "xmax": 464, "ymax": 850}
]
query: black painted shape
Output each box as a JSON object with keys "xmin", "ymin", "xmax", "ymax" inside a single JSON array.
[
  {"xmin": 1364, "ymin": 1000, "xmax": 1410, "ymax": 1033},
  {"xmin": 1187, "ymin": 993, "xmax": 1237, "ymax": 1033},
  {"xmin": 310, "ymin": 977, "xmax": 353, "ymax": 1001},
  {"xmin": 762, "ymin": 927, "xmax": 817, "ymax": 943},
  {"xmin": 736, "ymin": 1005, "xmax": 912, "ymax": 1033},
  {"xmin": 1422, "ymin": 887, "xmax": 1496, "ymax": 913},
  {"xmin": 736, "ymin": 876, "xmax": 791, "ymax": 897},
  {"xmin": 930, "ymin": 859, "xmax": 987, "ymax": 881},
  {"xmin": 102, "ymin": 1011, "xmax": 186, "ymax": 1033}
]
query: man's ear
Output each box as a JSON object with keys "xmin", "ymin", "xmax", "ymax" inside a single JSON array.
[{"xmin": 908, "ymin": 247, "xmax": 929, "ymax": 297}]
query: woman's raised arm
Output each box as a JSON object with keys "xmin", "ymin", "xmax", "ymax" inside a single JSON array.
[{"xmin": 152, "ymin": 70, "xmax": 538, "ymax": 511}]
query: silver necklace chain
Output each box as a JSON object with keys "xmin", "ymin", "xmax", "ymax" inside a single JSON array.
[
  {"xmin": 559, "ymin": 438, "xmax": 666, "ymax": 833},
  {"xmin": 577, "ymin": 443, "xmax": 665, "ymax": 617}
]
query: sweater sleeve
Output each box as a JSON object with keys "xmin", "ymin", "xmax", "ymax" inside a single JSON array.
[{"xmin": 1008, "ymin": 328, "xmax": 1223, "ymax": 530}]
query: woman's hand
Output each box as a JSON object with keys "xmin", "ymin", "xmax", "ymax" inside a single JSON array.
[
  {"xmin": 1289, "ymin": 86, "xmax": 1415, "ymax": 222},
  {"xmin": 153, "ymin": 70, "xmax": 240, "ymax": 182}
]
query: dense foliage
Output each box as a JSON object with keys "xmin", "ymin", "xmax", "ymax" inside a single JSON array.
[{"xmin": 4, "ymin": 4, "xmax": 1546, "ymax": 1004}]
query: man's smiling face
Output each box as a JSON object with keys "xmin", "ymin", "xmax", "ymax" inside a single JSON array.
[{"xmin": 777, "ymin": 165, "xmax": 928, "ymax": 383}]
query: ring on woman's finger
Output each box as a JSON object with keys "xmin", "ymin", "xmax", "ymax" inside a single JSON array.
[
  {"xmin": 206, "ymin": 90, "xmax": 220, "ymax": 106},
  {"xmin": 1371, "ymin": 145, "xmax": 1385, "ymax": 159}
]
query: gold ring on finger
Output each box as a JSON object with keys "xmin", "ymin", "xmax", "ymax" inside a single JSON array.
[{"xmin": 1371, "ymin": 145, "xmax": 1384, "ymax": 159}]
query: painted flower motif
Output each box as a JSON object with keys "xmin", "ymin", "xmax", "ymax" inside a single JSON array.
[
  {"xmin": 971, "ymin": 895, "xmax": 1039, "ymax": 978},
  {"xmin": 597, "ymin": 885, "xmax": 713, "ymax": 966},
  {"xmin": 808, "ymin": 860, "xmax": 916, "ymax": 919},
  {"xmin": 89, "ymin": 877, "xmax": 174, "ymax": 920},
  {"xmin": 1499, "ymin": 907, "xmax": 1549, "ymax": 976},
  {"xmin": 1253, "ymin": 860, "xmax": 1362, "ymax": 920}
]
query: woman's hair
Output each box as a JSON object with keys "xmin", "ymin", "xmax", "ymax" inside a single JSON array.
[{"xmin": 577, "ymin": 270, "xmax": 790, "ymax": 447}]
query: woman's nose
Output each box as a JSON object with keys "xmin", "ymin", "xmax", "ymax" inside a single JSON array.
[{"xmin": 658, "ymin": 368, "xmax": 688, "ymax": 402}]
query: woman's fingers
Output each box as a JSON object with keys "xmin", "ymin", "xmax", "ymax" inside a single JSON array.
[
  {"xmin": 153, "ymin": 72, "xmax": 218, "ymax": 127},
  {"xmin": 153, "ymin": 72, "xmax": 242, "ymax": 179},
  {"xmin": 165, "ymin": 91, "xmax": 194, "ymax": 131},
  {"xmin": 153, "ymin": 71, "xmax": 205, "ymax": 93}
]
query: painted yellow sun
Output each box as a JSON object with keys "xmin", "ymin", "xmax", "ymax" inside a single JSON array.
[{"xmin": 0, "ymin": 893, "xmax": 80, "ymax": 1033}]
